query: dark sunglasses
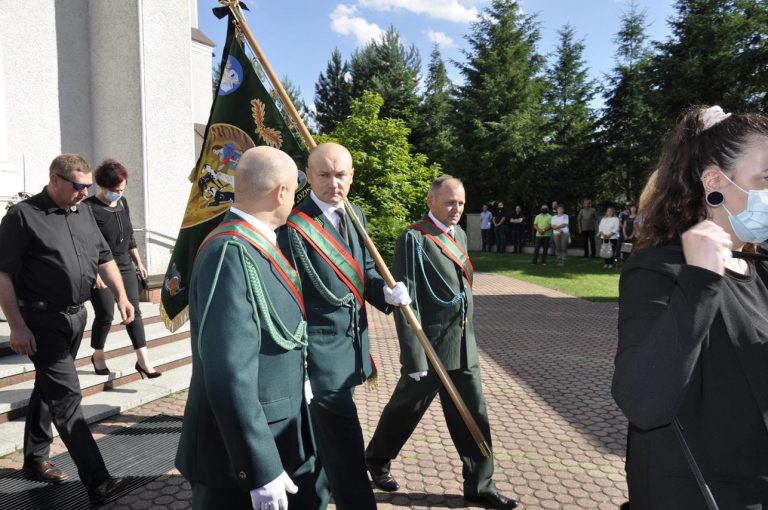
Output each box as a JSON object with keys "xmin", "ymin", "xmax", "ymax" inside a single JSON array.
[{"xmin": 56, "ymin": 173, "xmax": 93, "ymax": 191}]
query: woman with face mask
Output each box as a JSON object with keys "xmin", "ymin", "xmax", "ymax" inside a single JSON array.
[
  {"xmin": 85, "ymin": 160, "xmax": 160, "ymax": 379},
  {"xmin": 612, "ymin": 106, "xmax": 768, "ymax": 509}
]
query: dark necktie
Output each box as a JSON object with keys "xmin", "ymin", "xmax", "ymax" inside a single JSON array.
[{"xmin": 336, "ymin": 209, "xmax": 349, "ymax": 244}]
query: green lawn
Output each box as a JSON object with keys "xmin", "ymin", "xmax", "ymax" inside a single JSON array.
[{"xmin": 470, "ymin": 251, "xmax": 620, "ymax": 302}]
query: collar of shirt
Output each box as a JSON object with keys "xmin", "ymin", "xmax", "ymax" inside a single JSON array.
[
  {"xmin": 428, "ymin": 211, "xmax": 454, "ymax": 238},
  {"xmin": 230, "ymin": 207, "xmax": 277, "ymax": 244},
  {"xmin": 310, "ymin": 190, "xmax": 344, "ymax": 229},
  {"xmin": 41, "ymin": 186, "xmax": 79, "ymax": 214}
]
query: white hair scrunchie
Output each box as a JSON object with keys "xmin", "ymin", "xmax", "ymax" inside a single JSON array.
[{"xmin": 700, "ymin": 105, "xmax": 731, "ymax": 131}]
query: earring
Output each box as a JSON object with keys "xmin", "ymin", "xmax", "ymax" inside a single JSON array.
[{"xmin": 705, "ymin": 191, "xmax": 724, "ymax": 207}]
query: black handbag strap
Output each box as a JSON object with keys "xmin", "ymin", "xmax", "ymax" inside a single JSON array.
[{"xmin": 673, "ymin": 418, "xmax": 719, "ymax": 510}]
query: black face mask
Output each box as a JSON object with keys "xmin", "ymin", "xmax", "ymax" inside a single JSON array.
[{"xmin": 541, "ymin": 209, "xmax": 548, "ymax": 213}]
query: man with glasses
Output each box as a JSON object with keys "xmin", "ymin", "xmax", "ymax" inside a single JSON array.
[{"xmin": 0, "ymin": 154, "xmax": 135, "ymax": 502}]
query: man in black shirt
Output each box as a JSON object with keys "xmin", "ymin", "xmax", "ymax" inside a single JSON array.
[
  {"xmin": 0, "ymin": 154, "xmax": 134, "ymax": 501},
  {"xmin": 508, "ymin": 205, "xmax": 525, "ymax": 254},
  {"xmin": 492, "ymin": 202, "xmax": 509, "ymax": 253}
]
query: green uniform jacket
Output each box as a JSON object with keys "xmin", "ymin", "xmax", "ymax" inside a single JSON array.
[
  {"xmin": 394, "ymin": 221, "xmax": 478, "ymax": 374},
  {"xmin": 278, "ymin": 197, "xmax": 391, "ymax": 392},
  {"xmin": 176, "ymin": 212, "xmax": 313, "ymax": 491}
]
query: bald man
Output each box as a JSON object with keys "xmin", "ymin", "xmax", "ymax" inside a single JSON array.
[
  {"xmin": 278, "ymin": 142, "xmax": 410, "ymax": 509},
  {"xmin": 176, "ymin": 146, "xmax": 319, "ymax": 509},
  {"xmin": 366, "ymin": 176, "xmax": 518, "ymax": 510}
]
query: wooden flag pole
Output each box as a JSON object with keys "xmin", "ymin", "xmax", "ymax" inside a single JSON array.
[{"xmin": 223, "ymin": 0, "xmax": 491, "ymax": 459}]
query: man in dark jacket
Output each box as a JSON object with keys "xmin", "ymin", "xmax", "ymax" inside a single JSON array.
[
  {"xmin": 279, "ymin": 142, "xmax": 410, "ymax": 510},
  {"xmin": 365, "ymin": 176, "xmax": 518, "ymax": 510},
  {"xmin": 176, "ymin": 146, "xmax": 318, "ymax": 509}
]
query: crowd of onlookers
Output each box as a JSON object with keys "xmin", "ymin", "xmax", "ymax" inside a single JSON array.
[{"xmin": 478, "ymin": 199, "xmax": 640, "ymax": 268}]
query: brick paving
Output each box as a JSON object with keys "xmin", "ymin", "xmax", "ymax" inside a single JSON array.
[{"xmin": 0, "ymin": 272, "xmax": 628, "ymax": 509}]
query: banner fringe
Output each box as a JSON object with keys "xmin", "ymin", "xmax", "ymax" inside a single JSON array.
[{"xmin": 160, "ymin": 303, "xmax": 189, "ymax": 333}]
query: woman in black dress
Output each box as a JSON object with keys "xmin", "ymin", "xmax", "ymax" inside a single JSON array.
[
  {"xmin": 612, "ymin": 106, "xmax": 768, "ymax": 509},
  {"xmin": 86, "ymin": 160, "xmax": 160, "ymax": 379}
]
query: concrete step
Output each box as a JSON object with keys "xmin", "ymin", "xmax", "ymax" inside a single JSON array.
[
  {"xmin": 0, "ymin": 313, "xmax": 188, "ymax": 388},
  {"xmin": 0, "ymin": 362, "xmax": 193, "ymax": 458},
  {"xmin": 0, "ymin": 302, "xmax": 163, "ymax": 356},
  {"xmin": 0, "ymin": 335, "xmax": 192, "ymax": 420}
]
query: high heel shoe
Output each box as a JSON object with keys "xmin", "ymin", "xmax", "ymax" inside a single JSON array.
[
  {"xmin": 135, "ymin": 362, "xmax": 162, "ymax": 379},
  {"xmin": 91, "ymin": 355, "xmax": 110, "ymax": 376}
]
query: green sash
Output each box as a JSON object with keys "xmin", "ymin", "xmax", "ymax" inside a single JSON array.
[
  {"xmin": 411, "ymin": 217, "xmax": 474, "ymax": 287},
  {"xmin": 287, "ymin": 210, "xmax": 365, "ymax": 306},
  {"xmin": 198, "ymin": 220, "xmax": 305, "ymax": 314}
]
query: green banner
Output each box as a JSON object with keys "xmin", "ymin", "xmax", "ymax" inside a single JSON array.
[{"xmin": 160, "ymin": 12, "xmax": 308, "ymax": 331}]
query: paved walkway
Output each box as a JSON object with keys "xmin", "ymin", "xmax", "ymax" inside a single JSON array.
[{"xmin": 0, "ymin": 273, "xmax": 628, "ymax": 509}]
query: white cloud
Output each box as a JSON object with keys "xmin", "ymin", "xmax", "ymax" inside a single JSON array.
[
  {"xmin": 359, "ymin": 0, "xmax": 479, "ymax": 23},
  {"xmin": 330, "ymin": 4, "xmax": 385, "ymax": 45},
  {"xmin": 425, "ymin": 29, "xmax": 454, "ymax": 47}
]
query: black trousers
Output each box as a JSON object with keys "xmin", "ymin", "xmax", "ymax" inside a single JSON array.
[
  {"xmin": 89, "ymin": 267, "xmax": 145, "ymax": 350},
  {"xmin": 481, "ymin": 229, "xmax": 492, "ymax": 252},
  {"xmin": 510, "ymin": 228, "xmax": 523, "ymax": 253},
  {"xmin": 22, "ymin": 307, "xmax": 110, "ymax": 487},
  {"xmin": 309, "ymin": 387, "xmax": 376, "ymax": 510},
  {"xmin": 494, "ymin": 227, "xmax": 507, "ymax": 253},
  {"xmin": 582, "ymin": 230, "xmax": 596, "ymax": 257},
  {"xmin": 366, "ymin": 368, "xmax": 496, "ymax": 498},
  {"xmin": 532, "ymin": 236, "xmax": 550, "ymax": 264}
]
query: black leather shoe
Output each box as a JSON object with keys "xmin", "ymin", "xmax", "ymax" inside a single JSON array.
[
  {"xmin": 368, "ymin": 465, "xmax": 399, "ymax": 492},
  {"xmin": 23, "ymin": 459, "xmax": 68, "ymax": 483},
  {"xmin": 88, "ymin": 477, "xmax": 131, "ymax": 502},
  {"xmin": 465, "ymin": 491, "xmax": 518, "ymax": 509}
]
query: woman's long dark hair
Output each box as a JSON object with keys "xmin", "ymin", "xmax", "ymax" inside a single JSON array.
[{"xmin": 636, "ymin": 106, "xmax": 768, "ymax": 251}]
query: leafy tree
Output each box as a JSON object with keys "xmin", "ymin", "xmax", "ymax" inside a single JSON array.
[
  {"xmin": 412, "ymin": 46, "xmax": 456, "ymax": 169},
  {"xmin": 322, "ymin": 92, "xmax": 441, "ymax": 262},
  {"xmin": 452, "ymin": 0, "xmax": 548, "ymax": 209},
  {"xmin": 650, "ymin": 0, "xmax": 768, "ymax": 122},
  {"xmin": 599, "ymin": 4, "xmax": 660, "ymax": 204},
  {"xmin": 314, "ymin": 48, "xmax": 353, "ymax": 133},
  {"xmin": 539, "ymin": 24, "xmax": 598, "ymax": 207},
  {"xmin": 349, "ymin": 27, "xmax": 422, "ymax": 127}
]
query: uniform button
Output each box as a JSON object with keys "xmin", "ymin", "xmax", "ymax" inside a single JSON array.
[{"xmin": 238, "ymin": 471, "xmax": 247, "ymax": 480}]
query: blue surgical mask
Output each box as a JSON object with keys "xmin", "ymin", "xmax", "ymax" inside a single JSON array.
[
  {"xmin": 721, "ymin": 173, "xmax": 768, "ymax": 243},
  {"xmin": 104, "ymin": 191, "xmax": 122, "ymax": 203}
]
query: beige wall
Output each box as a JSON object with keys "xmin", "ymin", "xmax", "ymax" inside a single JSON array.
[{"xmin": 0, "ymin": 0, "xmax": 211, "ymax": 276}]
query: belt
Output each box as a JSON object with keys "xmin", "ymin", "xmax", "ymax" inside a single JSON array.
[{"xmin": 17, "ymin": 299, "xmax": 84, "ymax": 314}]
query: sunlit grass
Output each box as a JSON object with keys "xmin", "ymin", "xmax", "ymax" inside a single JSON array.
[{"xmin": 471, "ymin": 251, "xmax": 620, "ymax": 302}]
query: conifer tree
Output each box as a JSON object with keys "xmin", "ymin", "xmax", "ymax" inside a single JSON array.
[
  {"xmin": 599, "ymin": 4, "xmax": 659, "ymax": 203},
  {"xmin": 349, "ymin": 27, "xmax": 421, "ymax": 127},
  {"xmin": 412, "ymin": 46, "xmax": 455, "ymax": 168},
  {"xmin": 539, "ymin": 24, "xmax": 597, "ymax": 206},
  {"xmin": 314, "ymin": 48, "xmax": 353, "ymax": 133},
  {"xmin": 453, "ymin": 0, "xmax": 548, "ymax": 206}
]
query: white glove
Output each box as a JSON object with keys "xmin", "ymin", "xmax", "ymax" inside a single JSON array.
[
  {"xmin": 383, "ymin": 282, "xmax": 412, "ymax": 306},
  {"xmin": 250, "ymin": 471, "xmax": 298, "ymax": 510},
  {"xmin": 408, "ymin": 371, "xmax": 428, "ymax": 381},
  {"xmin": 304, "ymin": 379, "xmax": 313, "ymax": 405}
]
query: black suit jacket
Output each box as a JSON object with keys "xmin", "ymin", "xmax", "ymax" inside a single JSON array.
[
  {"xmin": 612, "ymin": 245, "xmax": 768, "ymax": 509},
  {"xmin": 278, "ymin": 197, "xmax": 391, "ymax": 392}
]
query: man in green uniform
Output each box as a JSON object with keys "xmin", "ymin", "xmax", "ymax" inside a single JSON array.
[
  {"xmin": 279, "ymin": 142, "xmax": 410, "ymax": 510},
  {"xmin": 176, "ymin": 146, "xmax": 318, "ymax": 509},
  {"xmin": 365, "ymin": 176, "xmax": 518, "ymax": 510}
]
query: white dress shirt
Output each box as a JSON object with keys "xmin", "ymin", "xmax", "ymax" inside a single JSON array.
[
  {"xmin": 310, "ymin": 191, "xmax": 346, "ymax": 230},
  {"xmin": 230, "ymin": 206, "xmax": 277, "ymax": 244},
  {"xmin": 428, "ymin": 211, "xmax": 455, "ymax": 238}
]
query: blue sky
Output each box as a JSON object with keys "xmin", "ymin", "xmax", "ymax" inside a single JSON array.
[{"xmin": 197, "ymin": 0, "xmax": 677, "ymax": 111}]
